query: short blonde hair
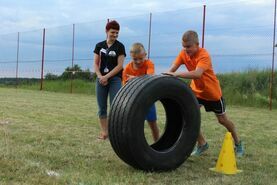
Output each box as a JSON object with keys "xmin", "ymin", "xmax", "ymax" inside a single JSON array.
[
  {"xmin": 130, "ymin": 43, "xmax": 146, "ymax": 55},
  {"xmin": 182, "ymin": 30, "xmax": 199, "ymax": 44}
]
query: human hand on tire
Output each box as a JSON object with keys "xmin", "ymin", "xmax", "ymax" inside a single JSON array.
[
  {"xmin": 126, "ymin": 74, "xmax": 136, "ymax": 82},
  {"xmin": 162, "ymin": 72, "xmax": 177, "ymax": 77}
]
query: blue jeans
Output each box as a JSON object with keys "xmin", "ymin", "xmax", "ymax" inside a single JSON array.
[{"xmin": 96, "ymin": 76, "xmax": 122, "ymax": 118}]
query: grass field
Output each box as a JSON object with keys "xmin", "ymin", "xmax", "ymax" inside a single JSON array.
[{"xmin": 0, "ymin": 87, "xmax": 276, "ymax": 185}]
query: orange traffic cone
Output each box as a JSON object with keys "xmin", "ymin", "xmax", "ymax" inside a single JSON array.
[{"xmin": 210, "ymin": 132, "xmax": 242, "ymax": 175}]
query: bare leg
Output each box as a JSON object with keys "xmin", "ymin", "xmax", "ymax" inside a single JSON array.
[
  {"xmin": 197, "ymin": 130, "xmax": 207, "ymax": 146},
  {"xmin": 216, "ymin": 113, "xmax": 240, "ymax": 144},
  {"xmin": 148, "ymin": 121, "xmax": 160, "ymax": 142},
  {"xmin": 99, "ymin": 117, "xmax": 108, "ymax": 139},
  {"xmin": 191, "ymin": 130, "xmax": 209, "ymax": 156},
  {"xmin": 196, "ymin": 105, "xmax": 206, "ymax": 146}
]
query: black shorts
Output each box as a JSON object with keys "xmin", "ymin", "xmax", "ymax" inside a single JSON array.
[{"xmin": 197, "ymin": 97, "xmax": 226, "ymax": 115}]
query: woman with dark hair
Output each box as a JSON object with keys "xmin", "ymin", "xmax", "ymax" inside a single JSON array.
[{"xmin": 94, "ymin": 20, "xmax": 126, "ymax": 140}]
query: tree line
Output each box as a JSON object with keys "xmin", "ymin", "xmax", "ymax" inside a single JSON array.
[{"xmin": 45, "ymin": 64, "xmax": 96, "ymax": 81}]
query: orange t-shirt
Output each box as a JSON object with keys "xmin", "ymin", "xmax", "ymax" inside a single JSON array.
[
  {"xmin": 122, "ymin": 59, "xmax": 154, "ymax": 85},
  {"xmin": 174, "ymin": 48, "xmax": 222, "ymax": 101}
]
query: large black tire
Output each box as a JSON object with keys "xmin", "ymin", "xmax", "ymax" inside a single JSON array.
[{"xmin": 108, "ymin": 75, "xmax": 200, "ymax": 172}]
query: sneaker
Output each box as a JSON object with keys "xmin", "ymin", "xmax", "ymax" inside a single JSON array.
[
  {"xmin": 235, "ymin": 141, "xmax": 244, "ymax": 157},
  {"xmin": 191, "ymin": 143, "xmax": 209, "ymax": 156}
]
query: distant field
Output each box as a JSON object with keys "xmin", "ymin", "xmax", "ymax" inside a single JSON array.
[
  {"xmin": 1, "ymin": 69, "xmax": 276, "ymax": 109},
  {"xmin": 0, "ymin": 87, "xmax": 277, "ymax": 185}
]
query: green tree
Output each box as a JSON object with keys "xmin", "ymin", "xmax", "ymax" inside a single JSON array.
[
  {"xmin": 45, "ymin": 73, "xmax": 59, "ymax": 80},
  {"xmin": 60, "ymin": 64, "xmax": 82, "ymax": 80},
  {"xmin": 60, "ymin": 64, "xmax": 93, "ymax": 81}
]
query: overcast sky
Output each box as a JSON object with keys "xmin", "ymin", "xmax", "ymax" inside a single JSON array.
[
  {"xmin": 0, "ymin": 0, "xmax": 275, "ymax": 77},
  {"xmin": 0, "ymin": 0, "xmax": 273, "ymax": 35}
]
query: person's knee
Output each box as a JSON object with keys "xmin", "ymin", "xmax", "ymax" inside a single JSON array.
[
  {"xmin": 217, "ymin": 115, "xmax": 227, "ymax": 125},
  {"xmin": 148, "ymin": 121, "xmax": 157, "ymax": 127}
]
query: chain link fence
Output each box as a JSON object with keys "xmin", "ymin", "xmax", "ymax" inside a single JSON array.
[{"xmin": 0, "ymin": 2, "xmax": 276, "ymax": 107}]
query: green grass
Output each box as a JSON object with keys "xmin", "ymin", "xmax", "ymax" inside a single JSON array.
[
  {"xmin": 17, "ymin": 79, "xmax": 96, "ymax": 95},
  {"xmin": 1, "ymin": 69, "xmax": 276, "ymax": 109},
  {"xmin": 217, "ymin": 69, "xmax": 277, "ymax": 108},
  {"xmin": 0, "ymin": 87, "xmax": 277, "ymax": 185}
]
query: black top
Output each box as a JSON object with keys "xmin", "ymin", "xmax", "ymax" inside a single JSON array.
[{"xmin": 94, "ymin": 40, "xmax": 126, "ymax": 78}]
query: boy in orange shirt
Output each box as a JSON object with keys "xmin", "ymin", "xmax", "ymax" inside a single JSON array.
[
  {"xmin": 164, "ymin": 30, "xmax": 244, "ymax": 156},
  {"xmin": 123, "ymin": 43, "xmax": 159, "ymax": 142}
]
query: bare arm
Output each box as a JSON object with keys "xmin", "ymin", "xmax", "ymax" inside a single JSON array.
[
  {"xmin": 168, "ymin": 63, "xmax": 180, "ymax": 73},
  {"xmin": 94, "ymin": 53, "xmax": 102, "ymax": 78},
  {"xmin": 104, "ymin": 55, "xmax": 125, "ymax": 79},
  {"xmin": 98, "ymin": 55, "xmax": 125, "ymax": 85},
  {"xmin": 162, "ymin": 63, "xmax": 180, "ymax": 75},
  {"xmin": 165, "ymin": 67, "xmax": 205, "ymax": 79}
]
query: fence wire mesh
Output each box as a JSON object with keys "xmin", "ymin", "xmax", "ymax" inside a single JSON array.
[{"xmin": 0, "ymin": 2, "xmax": 276, "ymax": 107}]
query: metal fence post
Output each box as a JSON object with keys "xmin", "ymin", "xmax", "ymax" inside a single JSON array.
[
  {"xmin": 40, "ymin": 28, "xmax": 46, "ymax": 91},
  {"xmin": 202, "ymin": 5, "xmax": 206, "ymax": 48},
  {"xmin": 147, "ymin": 13, "xmax": 152, "ymax": 59},
  {"xmin": 70, "ymin": 24, "xmax": 75, "ymax": 93},
  {"xmin": 16, "ymin": 32, "xmax": 20, "ymax": 88},
  {"xmin": 270, "ymin": 0, "xmax": 277, "ymax": 110}
]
